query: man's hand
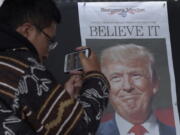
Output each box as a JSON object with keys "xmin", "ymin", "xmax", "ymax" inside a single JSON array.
[
  {"xmin": 64, "ymin": 75, "xmax": 83, "ymax": 98},
  {"xmin": 76, "ymin": 46, "xmax": 100, "ymax": 73}
]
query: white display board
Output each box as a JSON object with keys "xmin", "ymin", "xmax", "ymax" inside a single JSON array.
[{"xmin": 78, "ymin": 2, "xmax": 180, "ymax": 135}]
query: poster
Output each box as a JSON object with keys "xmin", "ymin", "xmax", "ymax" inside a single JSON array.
[{"xmin": 78, "ymin": 2, "xmax": 180, "ymax": 135}]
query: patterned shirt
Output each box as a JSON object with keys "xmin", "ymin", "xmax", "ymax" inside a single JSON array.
[{"xmin": 0, "ymin": 48, "xmax": 109, "ymax": 135}]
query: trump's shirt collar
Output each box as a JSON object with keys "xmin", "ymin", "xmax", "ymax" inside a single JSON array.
[{"xmin": 115, "ymin": 112, "xmax": 160, "ymax": 135}]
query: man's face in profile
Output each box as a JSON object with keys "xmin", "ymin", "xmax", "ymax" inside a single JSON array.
[{"xmin": 103, "ymin": 58, "xmax": 158, "ymax": 124}]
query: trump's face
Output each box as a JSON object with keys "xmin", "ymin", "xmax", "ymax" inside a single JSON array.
[{"xmin": 103, "ymin": 58, "xmax": 158, "ymax": 124}]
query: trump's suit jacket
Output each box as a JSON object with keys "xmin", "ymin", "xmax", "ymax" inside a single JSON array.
[{"xmin": 96, "ymin": 117, "xmax": 176, "ymax": 135}]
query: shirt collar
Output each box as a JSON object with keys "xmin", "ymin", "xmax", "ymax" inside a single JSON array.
[{"xmin": 115, "ymin": 112, "xmax": 159, "ymax": 135}]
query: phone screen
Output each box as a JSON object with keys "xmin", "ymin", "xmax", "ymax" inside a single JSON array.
[{"xmin": 64, "ymin": 48, "xmax": 90, "ymax": 73}]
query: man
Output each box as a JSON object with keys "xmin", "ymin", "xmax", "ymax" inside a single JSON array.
[
  {"xmin": 0, "ymin": 0, "xmax": 109, "ymax": 134},
  {"xmin": 96, "ymin": 44, "xmax": 176, "ymax": 135}
]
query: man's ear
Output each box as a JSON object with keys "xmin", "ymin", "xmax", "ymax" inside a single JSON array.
[
  {"xmin": 153, "ymin": 87, "xmax": 158, "ymax": 94},
  {"xmin": 153, "ymin": 78, "xmax": 160, "ymax": 94},
  {"xmin": 16, "ymin": 23, "xmax": 34, "ymax": 38}
]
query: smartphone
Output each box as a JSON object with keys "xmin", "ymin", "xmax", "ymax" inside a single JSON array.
[{"xmin": 64, "ymin": 48, "xmax": 90, "ymax": 73}]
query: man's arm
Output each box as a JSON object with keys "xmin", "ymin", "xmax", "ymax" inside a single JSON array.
[
  {"xmin": 71, "ymin": 71, "xmax": 109, "ymax": 135},
  {"xmin": 17, "ymin": 68, "xmax": 109, "ymax": 135}
]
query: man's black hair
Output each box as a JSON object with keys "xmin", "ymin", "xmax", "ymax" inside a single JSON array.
[{"xmin": 0, "ymin": 0, "xmax": 61, "ymax": 29}]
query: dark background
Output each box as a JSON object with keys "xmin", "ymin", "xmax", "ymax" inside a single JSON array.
[{"xmin": 45, "ymin": 1, "xmax": 180, "ymax": 114}]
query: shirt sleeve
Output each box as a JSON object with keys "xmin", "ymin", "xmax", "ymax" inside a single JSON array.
[
  {"xmin": 0, "ymin": 100, "xmax": 36, "ymax": 135},
  {"xmin": 72, "ymin": 71, "xmax": 109, "ymax": 135}
]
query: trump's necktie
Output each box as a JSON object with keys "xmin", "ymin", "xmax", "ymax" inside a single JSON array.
[{"xmin": 128, "ymin": 125, "xmax": 148, "ymax": 135}]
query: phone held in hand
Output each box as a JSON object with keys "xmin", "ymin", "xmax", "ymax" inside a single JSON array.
[{"xmin": 64, "ymin": 48, "xmax": 90, "ymax": 73}]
